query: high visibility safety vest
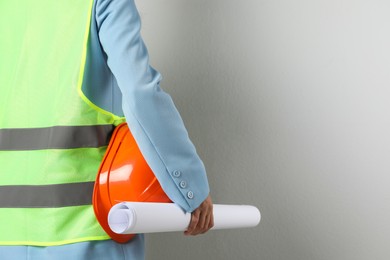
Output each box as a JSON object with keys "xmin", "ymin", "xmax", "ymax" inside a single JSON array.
[{"xmin": 0, "ymin": 0, "xmax": 124, "ymax": 246}]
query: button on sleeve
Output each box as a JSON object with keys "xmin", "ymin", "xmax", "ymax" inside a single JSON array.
[
  {"xmin": 187, "ymin": 191, "xmax": 194, "ymax": 199},
  {"xmin": 172, "ymin": 170, "xmax": 181, "ymax": 178},
  {"xmin": 179, "ymin": 181, "xmax": 187, "ymax": 189}
]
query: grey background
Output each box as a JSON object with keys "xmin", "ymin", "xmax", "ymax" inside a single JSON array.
[{"xmin": 135, "ymin": 0, "xmax": 390, "ymax": 259}]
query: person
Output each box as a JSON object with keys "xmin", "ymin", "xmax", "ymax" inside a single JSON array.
[{"xmin": 0, "ymin": 0, "xmax": 213, "ymax": 259}]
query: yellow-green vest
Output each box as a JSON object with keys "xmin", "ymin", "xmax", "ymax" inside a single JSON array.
[{"xmin": 0, "ymin": 0, "xmax": 124, "ymax": 246}]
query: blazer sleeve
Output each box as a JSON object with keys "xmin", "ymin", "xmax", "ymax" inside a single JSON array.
[{"xmin": 94, "ymin": 0, "xmax": 209, "ymax": 212}]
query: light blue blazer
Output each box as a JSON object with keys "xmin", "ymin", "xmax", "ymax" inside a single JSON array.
[
  {"xmin": 0, "ymin": 0, "xmax": 209, "ymax": 259},
  {"xmin": 85, "ymin": 0, "xmax": 209, "ymax": 213}
]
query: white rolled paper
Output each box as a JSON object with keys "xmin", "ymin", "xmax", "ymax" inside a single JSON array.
[{"xmin": 108, "ymin": 202, "xmax": 261, "ymax": 234}]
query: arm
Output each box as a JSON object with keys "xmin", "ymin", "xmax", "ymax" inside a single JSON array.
[{"xmin": 95, "ymin": 0, "xmax": 211, "ymax": 219}]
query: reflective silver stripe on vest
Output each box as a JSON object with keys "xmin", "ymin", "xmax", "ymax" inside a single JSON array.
[
  {"xmin": 0, "ymin": 182, "xmax": 95, "ymax": 208},
  {"xmin": 0, "ymin": 125, "xmax": 114, "ymax": 151}
]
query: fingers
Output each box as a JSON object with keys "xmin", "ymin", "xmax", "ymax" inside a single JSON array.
[
  {"xmin": 203, "ymin": 209, "xmax": 214, "ymax": 233},
  {"xmin": 184, "ymin": 208, "xmax": 200, "ymax": 236},
  {"xmin": 197, "ymin": 206, "xmax": 213, "ymax": 234},
  {"xmin": 184, "ymin": 195, "xmax": 214, "ymax": 236}
]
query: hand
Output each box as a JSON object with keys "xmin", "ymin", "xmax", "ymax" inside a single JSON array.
[{"xmin": 184, "ymin": 194, "xmax": 214, "ymax": 236}]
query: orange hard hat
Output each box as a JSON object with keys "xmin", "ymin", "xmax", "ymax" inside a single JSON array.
[{"xmin": 93, "ymin": 123, "xmax": 171, "ymax": 243}]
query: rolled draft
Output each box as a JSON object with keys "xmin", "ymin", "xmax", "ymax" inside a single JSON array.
[{"xmin": 108, "ymin": 202, "xmax": 261, "ymax": 234}]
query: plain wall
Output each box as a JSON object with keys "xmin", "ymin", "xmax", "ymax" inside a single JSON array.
[{"xmin": 135, "ymin": 0, "xmax": 390, "ymax": 259}]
